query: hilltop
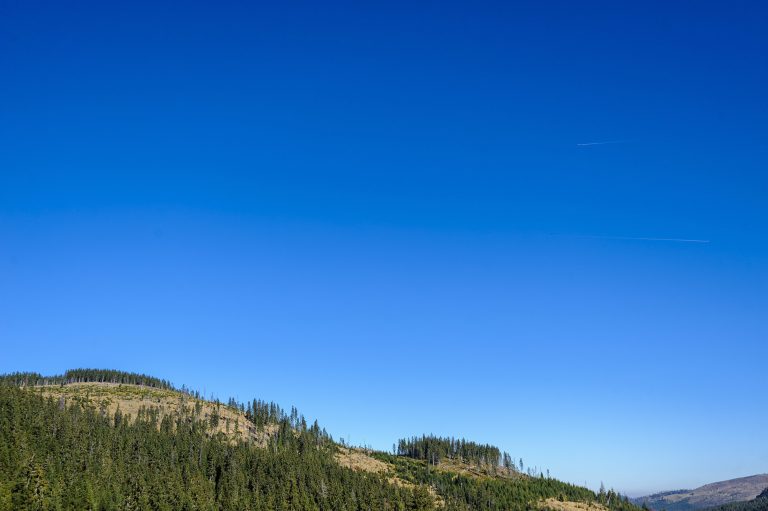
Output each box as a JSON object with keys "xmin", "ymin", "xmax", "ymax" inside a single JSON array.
[
  {"xmin": 699, "ymin": 486, "xmax": 768, "ymax": 511},
  {"xmin": 633, "ymin": 475, "xmax": 768, "ymax": 511},
  {"xmin": 0, "ymin": 369, "xmax": 642, "ymax": 511}
]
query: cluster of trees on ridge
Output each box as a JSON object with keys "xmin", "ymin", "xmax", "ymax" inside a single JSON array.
[
  {"xmin": 243, "ymin": 399, "xmax": 323, "ymax": 434},
  {"xmin": 396, "ymin": 435, "xmax": 505, "ymax": 467},
  {"xmin": 0, "ymin": 370, "xmax": 645, "ymax": 511},
  {"xmin": 0, "ymin": 369, "xmax": 174, "ymax": 390}
]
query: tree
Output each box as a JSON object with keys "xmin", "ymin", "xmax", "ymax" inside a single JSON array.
[{"xmin": 503, "ymin": 451, "xmax": 513, "ymax": 471}]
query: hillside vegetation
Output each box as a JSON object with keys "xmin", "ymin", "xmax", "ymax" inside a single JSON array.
[{"xmin": 1, "ymin": 369, "xmax": 642, "ymax": 511}]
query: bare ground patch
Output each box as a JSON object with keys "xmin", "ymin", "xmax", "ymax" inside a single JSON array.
[
  {"xmin": 28, "ymin": 382, "xmax": 276, "ymax": 445},
  {"xmin": 540, "ymin": 498, "xmax": 609, "ymax": 511}
]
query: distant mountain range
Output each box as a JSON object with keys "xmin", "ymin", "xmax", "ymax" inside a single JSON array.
[{"xmin": 633, "ymin": 475, "xmax": 768, "ymax": 511}]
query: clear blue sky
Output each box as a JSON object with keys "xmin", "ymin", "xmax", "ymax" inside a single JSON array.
[{"xmin": 1, "ymin": 0, "xmax": 767, "ymax": 497}]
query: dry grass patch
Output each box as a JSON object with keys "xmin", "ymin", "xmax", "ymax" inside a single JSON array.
[
  {"xmin": 436, "ymin": 457, "xmax": 520, "ymax": 480},
  {"xmin": 540, "ymin": 498, "xmax": 609, "ymax": 511},
  {"xmin": 335, "ymin": 447, "xmax": 391, "ymax": 474},
  {"xmin": 28, "ymin": 382, "xmax": 276, "ymax": 445}
]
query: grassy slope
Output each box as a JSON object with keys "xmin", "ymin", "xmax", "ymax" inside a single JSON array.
[{"xmin": 27, "ymin": 382, "xmax": 276, "ymax": 445}]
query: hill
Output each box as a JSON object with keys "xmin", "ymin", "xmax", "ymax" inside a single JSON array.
[
  {"xmin": 701, "ymin": 487, "xmax": 768, "ymax": 511},
  {"xmin": 633, "ymin": 475, "xmax": 768, "ymax": 511},
  {"xmin": 0, "ymin": 369, "xmax": 643, "ymax": 511}
]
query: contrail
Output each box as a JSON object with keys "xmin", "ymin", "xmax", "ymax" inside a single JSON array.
[
  {"xmin": 576, "ymin": 235, "xmax": 710, "ymax": 243},
  {"xmin": 576, "ymin": 140, "xmax": 626, "ymax": 146}
]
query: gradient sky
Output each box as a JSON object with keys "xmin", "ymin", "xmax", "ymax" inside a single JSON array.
[{"xmin": 1, "ymin": 0, "xmax": 767, "ymax": 497}]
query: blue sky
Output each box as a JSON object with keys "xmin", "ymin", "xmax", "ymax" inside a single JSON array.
[{"xmin": 1, "ymin": 0, "xmax": 767, "ymax": 496}]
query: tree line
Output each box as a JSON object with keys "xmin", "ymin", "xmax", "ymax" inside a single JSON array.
[
  {"xmin": 396, "ymin": 435, "xmax": 504, "ymax": 467},
  {"xmin": 0, "ymin": 369, "xmax": 174, "ymax": 390}
]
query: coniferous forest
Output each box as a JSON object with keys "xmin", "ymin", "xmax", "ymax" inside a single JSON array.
[
  {"xmin": 0, "ymin": 381, "xmax": 427, "ymax": 511},
  {"xmin": 0, "ymin": 370, "xmax": 642, "ymax": 511}
]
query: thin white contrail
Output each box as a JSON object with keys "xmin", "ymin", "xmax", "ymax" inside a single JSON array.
[
  {"xmin": 577, "ymin": 235, "xmax": 710, "ymax": 243},
  {"xmin": 576, "ymin": 140, "xmax": 626, "ymax": 146}
]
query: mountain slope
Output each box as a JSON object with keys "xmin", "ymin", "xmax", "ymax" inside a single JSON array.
[
  {"xmin": 0, "ymin": 369, "xmax": 643, "ymax": 511},
  {"xmin": 702, "ymin": 487, "xmax": 768, "ymax": 511},
  {"xmin": 633, "ymin": 475, "xmax": 768, "ymax": 511}
]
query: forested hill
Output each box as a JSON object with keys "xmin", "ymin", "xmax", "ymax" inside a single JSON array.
[{"xmin": 1, "ymin": 369, "xmax": 642, "ymax": 511}]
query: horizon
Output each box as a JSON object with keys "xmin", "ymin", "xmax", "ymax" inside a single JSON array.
[{"xmin": 2, "ymin": 0, "xmax": 767, "ymax": 499}]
